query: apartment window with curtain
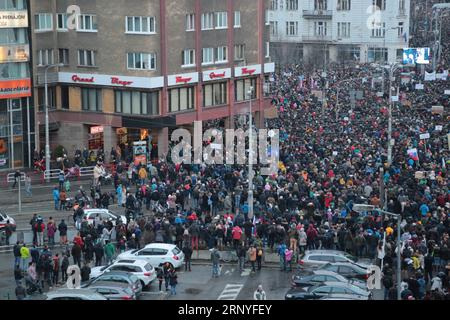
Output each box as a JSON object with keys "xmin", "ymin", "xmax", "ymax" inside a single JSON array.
[
  {"xmin": 77, "ymin": 14, "xmax": 98, "ymax": 32},
  {"xmin": 115, "ymin": 90, "xmax": 159, "ymax": 115},
  {"xmin": 314, "ymin": 21, "xmax": 327, "ymax": 36},
  {"xmin": 35, "ymin": 13, "xmax": 53, "ymax": 31},
  {"xmin": 78, "ymin": 49, "xmax": 97, "ymax": 67},
  {"xmin": 337, "ymin": 0, "xmax": 351, "ymax": 10},
  {"xmin": 270, "ymin": 0, "xmax": 278, "ymax": 10},
  {"xmin": 127, "ymin": 52, "xmax": 156, "ymax": 70},
  {"xmin": 270, "ymin": 21, "xmax": 278, "ymax": 36},
  {"xmin": 215, "ymin": 12, "xmax": 227, "ymax": 29},
  {"xmin": 314, "ymin": 0, "xmax": 328, "ymax": 10},
  {"xmin": 202, "ymin": 48, "xmax": 214, "ymax": 65},
  {"xmin": 235, "ymin": 77, "xmax": 257, "ymax": 102},
  {"xmin": 203, "ymin": 82, "xmax": 227, "ymax": 107},
  {"xmin": 37, "ymin": 49, "xmax": 54, "ymax": 66},
  {"xmin": 234, "ymin": 44, "xmax": 245, "ymax": 61},
  {"xmin": 126, "ymin": 16, "xmax": 156, "ymax": 34},
  {"xmin": 286, "ymin": 0, "xmax": 298, "ymax": 11},
  {"xmin": 215, "ymin": 46, "xmax": 227, "ymax": 63},
  {"xmin": 286, "ymin": 21, "xmax": 298, "ymax": 36},
  {"xmin": 186, "ymin": 14, "xmax": 195, "ymax": 31},
  {"xmin": 168, "ymin": 87, "xmax": 195, "ymax": 112},
  {"xmin": 58, "ymin": 48, "xmax": 69, "ymax": 65},
  {"xmin": 234, "ymin": 11, "xmax": 241, "ymax": 28},
  {"xmin": 182, "ymin": 49, "xmax": 195, "ymax": 66},
  {"xmin": 201, "ymin": 13, "xmax": 214, "ymax": 30},
  {"xmin": 81, "ymin": 88, "xmax": 102, "ymax": 111},
  {"xmin": 371, "ymin": 22, "xmax": 385, "ymax": 37},
  {"xmin": 337, "ymin": 22, "xmax": 351, "ymax": 38}
]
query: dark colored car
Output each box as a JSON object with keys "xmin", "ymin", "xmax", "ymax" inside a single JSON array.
[
  {"xmin": 285, "ymin": 282, "xmax": 372, "ymax": 300},
  {"xmin": 299, "ymin": 262, "xmax": 370, "ymax": 281},
  {"xmin": 81, "ymin": 271, "xmax": 142, "ymax": 295},
  {"xmin": 291, "ymin": 270, "xmax": 368, "ymax": 290}
]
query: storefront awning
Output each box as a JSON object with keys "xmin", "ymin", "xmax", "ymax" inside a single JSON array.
[{"xmin": 121, "ymin": 115, "xmax": 176, "ymax": 129}]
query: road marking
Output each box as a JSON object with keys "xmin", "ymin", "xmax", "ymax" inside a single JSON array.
[
  {"xmin": 217, "ymin": 284, "xmax": 243, "ymax": 300},
  {"xmin": 240, "ymin": 268, "xmax": 251, "ymax": 277}
]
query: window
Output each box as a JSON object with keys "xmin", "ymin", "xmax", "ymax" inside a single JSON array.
[
  {"xmin": 350, "ymin": 46, "xmax": 360, "ymax": 60},
  {"xmin": 270, "ymin": 0, "xmax": 278, "ymax": 10},
  {"xmin": 234, "ymin": 44, "xmax": 245, "ymax": 61},
  {"xmin": 203, "ymin": 82, "xmax": 227, "ymax": 107},
  {"xmin": 286, "ymin": 21, "xmax": 298, "ymax": 36},
  {"xmin": 373, "ymin": 0, "xmax": 386, "ymax": 11},
  {"xmin": 314, "ymin": 21, "xmax": 327, "ymax": 36},
  {"xmin": 270, "ymin": 21, "xmax": 278, "ymax": 36},
  {"xmin": 333, "ymin": 256, "xmax": 347, "ymax": 263},
  {"xmin": 312, "ymin": 275, "xmax": 327, "ymax": 282},
  {"xmin": 168, "ymin": 87, "xmax": 195, "ymax": 112},
  {"xmin": 126, "ymin": 16, "xmax": 156, "ymax": 34},
  {"xmin": 57, "ymin": 13, "xmax": 67, "ymax": 30},
  {"xmin": 202, "ymin": 47, "xmax": 214, "ymax": 65},
  {"xmin": 81, "ymin": 88, "xmax": 102, "ymax": 111},
  {"xmin": 368, "ymin": 47, "xmax": 388, "ymax": 62},
  {"xmin": 314, "ymin": 0, "xmax": 328, "ymax": 10},
  {"xmin": 37, "ymin": 49, "xmax": 54, "ymax": 66},
  {"xmin": 38, "ymin": 86, "xmax": 56, "ymax": 109},
  {"xmin": 371, "ymin": 22, "xmax": 385, "ymax": 37},
  {"xmin": 234, "ymin": 11, "xmax": 241, "ymax": 28},
  {"xmin": 35, "ymin": 13, "xmax": 53, "ymax": 31},
  {"xmin": 398, "ymin": 22, "xmax": 404, "ymax": 36},
  {"xmin": 186, "ymin": 14, "xmax": 195, "ymax": 31},
  {"xmin": 0, "ymin": 0, "xmax": 26, "ymax": 10},
  {"xmin": 399, "ymin": 0, "xmax": 405, "ymax": 15},
  {"xmin": 77, "ymin": 14, "xmax": 98, "ymax": 32},
  {"xmin": 215, "ymin": 12, "xmax": 227, "ymax": 29},
  {"xmin": 127, "ymin": 52, "xmax": 156, "ymax": 70},
  {"xmin": 286, "ymin": 0, "xmax": 298, "ymax": 11},
  {"xmin": 0, "ymin": 29, "xmax": 28, "ymax": 45},
  {"xmin": 61, "ymin": 85, "xmax": 69, "ymax": 109},
  {"xmin": 337, "ymin": 22, "xmax": 350, "ymax": 38},
  {"xmin": 78, "ymin": 49, "xmax": 97, "ymax": 67},
  {"xmin": 337, "ymin": 0, "xmax": 351, "ymax": 10},
  {"xmin": 0, "ymin": 62, "xmax": 29, "ymax": 79},
  {"xmin": 182, "ymin": 49, "xmax": 195, "ymax": 66},
  {"xmin": 235, "ymin": 78, "xmax": 257, "ymax": 102},
  {"xmin": 58, "ymin": 48, "xmax": 69, "ymax": 65},
  {"xmin": 312, "ymin": 286, "xmax": 333, "ymax": 294},
  {"xmin": 115, "ymin": 90, "xmax": 159, "ymax": 115},
  {"xmin": 215, "ymin": 46, "xmax": 227, "ymax": 63},
  {"xmin": 201, "ymin": 13, "xmax": 214, "ymax": 30}
]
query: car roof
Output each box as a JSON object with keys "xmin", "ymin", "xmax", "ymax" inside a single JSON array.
[
  {"xmin": 88, "ymin": 281, "xmax": 130, "ymax": 289},
  {"xmin": 96, "ymin": 271, "xmax": 135, "ymax": 277},
  {"xmin": 144, "ymin": 243, "xmax": 176, "ymax": 249},
  {"xmin": 313, "ymin": 270, "xmax": 343, "ymax": 277},
  {"xmin": 115, "ymin": 259, "xmax": 150, "ymax": 267},
  {"xmin": 46, "ymin": 288, "xmax": 106, "ymax": 298},
  {"xmin": 305, "ymin": 250, "xmax": 349, "ymax": 256}
]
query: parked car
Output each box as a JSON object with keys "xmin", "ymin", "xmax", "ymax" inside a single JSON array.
[
  {"xmin": 86, "ymin": 281, "xmax": 137, "ymax": 300},
  {"xmin": 117, "ymin": 243, "xmax": 184, "ymax": 269},
  {"xmin": 90, "ymin": 259, "xmax": 156, "ymax": 289},
  {"xmin": 45, "ymin": 289, "xmax": 107, "ymax": 300},
  {"xmin": 291, "ymin": 270, "xmax": 368, "ymax": 290},
  {"xmin": 298, "ymin": 250, "xmax": 370, "ymax": 269},
  {"xmin": 81, "ymin": 271, "xmax": 142, "ymax": 295},
  {"xmin": 0, "ymin": 210, "xmax": 16, "ymax": 231},
  {"xmin": 285, "ymin": 281, "xmax": 372, "ymax": 300},
  {"xmin": 319, "ymin": 294, "xmax": 370, "ymax": 300},
  {"xmin": 76, "ymin": 209, "xmax": 126, "ymax": 230},
  {"xmin": 302, "ymin": 262, "xmax": 370, "ymax": 281}
]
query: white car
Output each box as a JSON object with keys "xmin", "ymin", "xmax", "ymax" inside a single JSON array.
[
  {"xmin": 117, "ymin": 243, "xmax": 184, "ymax": 269},
  {"xmin": 0, "ymin": 210, "xmax": 16, "ymax": 230},
  {"xmin": 76, "ymin": 209, "xmax": 126, "ymax": 229},
  {"xmin": 90, "ymin": 259, "xmax": 156, "ymax": 288}
]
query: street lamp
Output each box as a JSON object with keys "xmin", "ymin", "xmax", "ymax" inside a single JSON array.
[
  {"xmin": 386, "ymin": 62, "xmax": 401, "ymax": 167},
  {"xmin": 247, "ymin": 86, "xmax": 254, "ymax": 221},
  {"xmin": 44, "ymin": 63, "xmax": 64, "ymax": 181},
  {"xmin": 353, "ymin": 204, "xmax": 402, "ymax": 301}
]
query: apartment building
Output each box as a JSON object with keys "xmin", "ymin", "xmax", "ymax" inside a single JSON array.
[
  {"xmin": 0, "ymin": 0, "xmax": 34, "ymax": 170},
  {"xmin": 268, "ymin": 0, "xmax": 410, "ymax": 65},
  {"xmin": 30, "ymin": 0, "xmax": 273, "ymax": 160}
]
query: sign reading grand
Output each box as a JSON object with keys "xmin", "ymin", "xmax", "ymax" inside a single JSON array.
[
  {"xmin": 59, "ymin": 72, "xmax": 164, "ymax": 89},
  {"xmin": 0, "ymin": 79, "xmax": 31, "ymax": 99},
  {"xmin": 0, "ymin": 11, "xmax": 28, "ymax": 28}
]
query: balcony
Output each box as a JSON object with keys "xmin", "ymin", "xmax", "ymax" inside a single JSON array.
[{"xmin": 303, "ymin": 9, "xmax": 333, "ymax": 19}]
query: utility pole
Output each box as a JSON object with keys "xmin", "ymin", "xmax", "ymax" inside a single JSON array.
[{"xmin": 247, "ymin": 87, "xmax": 254, "ymax": 221}]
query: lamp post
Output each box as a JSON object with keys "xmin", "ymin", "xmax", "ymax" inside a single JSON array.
[
  {"xmin": 387, "ymin": 63, "xmax": 401, "ymax": 167},
  {"xmin": 44, "ymin": 63, "xmax": 64, "ymax": 181},
  {"xmin": 353, "ymin": 204, "xmax": 402, "ymax": 301},
  {"xmin": 247, "ymin": 86, "xmax": 254, "ymax": 220}
]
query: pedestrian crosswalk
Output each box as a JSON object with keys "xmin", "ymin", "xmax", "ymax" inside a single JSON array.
[{"xmin": 217, "ymin": 284, "xmax": 244, "ymax": 300}]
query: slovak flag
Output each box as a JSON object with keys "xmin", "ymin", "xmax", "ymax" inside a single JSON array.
[{"xmin": 407, "ymin": 148, "xmax": 419, "ymax": 161}]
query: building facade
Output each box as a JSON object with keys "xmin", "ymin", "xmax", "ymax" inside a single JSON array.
[
  {"xmin": 268, "ymin": 0, "xmax": 410, "ymax": 65},
  {"xmin": 30, "ymin": 0, "xmax": 273, "ymax": 161},
  {"xmin": 0, "ymin": 0, "xmax": 34, "ymax": 170}
]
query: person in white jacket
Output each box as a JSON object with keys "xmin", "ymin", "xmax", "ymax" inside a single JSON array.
[{"xmin": 254, "ymin": 285, "xmax": 267, "ymax": 300}]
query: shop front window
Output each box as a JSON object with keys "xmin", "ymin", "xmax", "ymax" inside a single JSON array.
[{"xmin": 0, "ymin": 98, "xmax": 24, "ymax": 169}]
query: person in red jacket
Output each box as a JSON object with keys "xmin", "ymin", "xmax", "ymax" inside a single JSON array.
[
  {"xmin": 232, "ymin": 225, "xmax": 242, "ymax": 251},
  {"xmin": 306, "ymin": 224, "xmax": 318, "ymax": 250},
  {"xmin": 73, "ymin": 232, "xmax": 84, "ymax": 248}
]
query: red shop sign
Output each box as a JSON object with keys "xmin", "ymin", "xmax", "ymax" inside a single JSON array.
[
  {"xmin": 176, "ymin": 76, "xmax": 192, "ymax": 84},
  {"xmin": 111, "ymin": 77, "xmax": 133, "ymax": 86},
  {"xmin": 72, "ymin": 75, "xmax": 95, "ymax": 83}
]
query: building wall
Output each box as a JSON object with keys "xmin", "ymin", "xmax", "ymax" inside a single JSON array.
[{"xmin": 268, "ymin": 0, "xmax": 411, "ymax": 64}]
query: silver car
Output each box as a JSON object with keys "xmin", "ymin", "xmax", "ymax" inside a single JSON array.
[
  {"xmin": 46, "ymin": 289, "xmax": 107, "ymax": 300},
  {"xmin": 87, "ymin": 281, "xmax": 137, "ymax": 300},
  {"xmin": 298, "ymin": 250, "xmax": 369, "ymax": 269}
]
